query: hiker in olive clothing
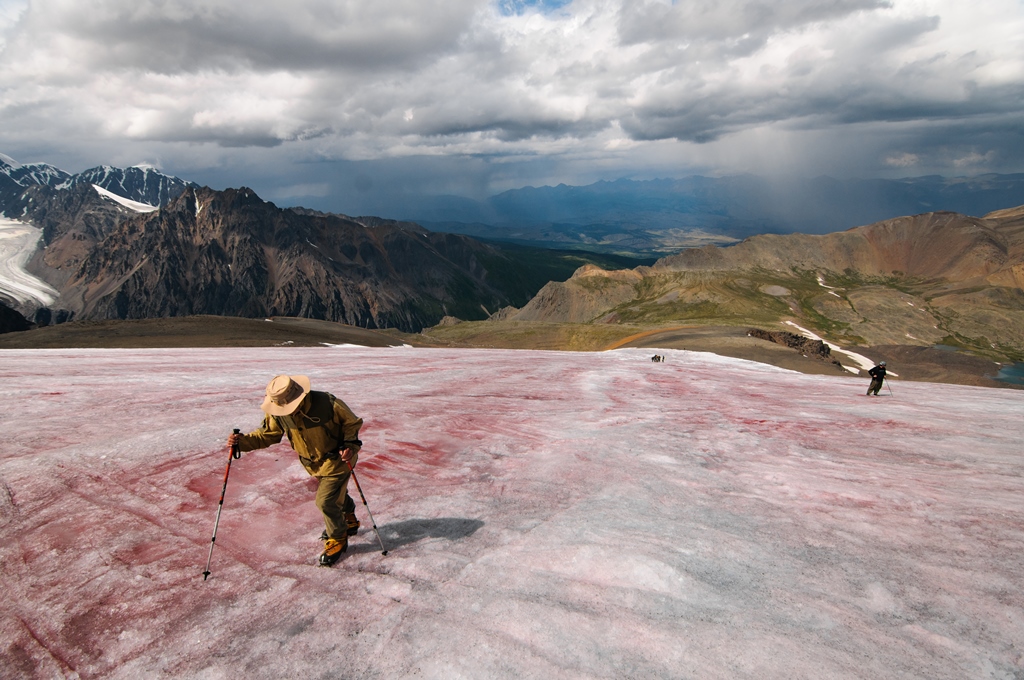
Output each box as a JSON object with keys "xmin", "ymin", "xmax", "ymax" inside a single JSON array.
[
  {"xmin": 867, "ymin": 361, "xmax": 887, "ymax": 396},
  {"xmin": 227, "ymin": 374, "xmax": 363, "ymax": 566}
]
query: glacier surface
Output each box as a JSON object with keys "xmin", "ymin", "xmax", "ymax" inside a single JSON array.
[{"xmin": 1, "ymin": 346, "xmax": 1021, "ymax": 679}]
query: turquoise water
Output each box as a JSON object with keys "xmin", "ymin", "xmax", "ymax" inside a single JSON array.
[{"xmin": 995, "ymin": 363, "xmax": 1024, "ymax": 386}]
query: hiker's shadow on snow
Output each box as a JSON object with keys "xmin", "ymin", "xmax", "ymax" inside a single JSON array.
[{"xmin": 349, "ymin": 518, "xmax": 484, "ymax": 554}]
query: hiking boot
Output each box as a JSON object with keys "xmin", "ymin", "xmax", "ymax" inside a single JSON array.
[
  {"xmin": 345, "ymin": 512, "xmax": 360, "ymax": 536},
  {"xmin": 319, "ymin": 537, "xmax": 347, "ymax": 566},
  {"xmin": 319, "ymin": 530, "xmax": 328, "ymax": 541}
]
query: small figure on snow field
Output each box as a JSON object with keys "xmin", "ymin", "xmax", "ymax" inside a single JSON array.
[
  {"xmin": 866, "ymin": 361, "xmax": 887, "ymax": 396},
  {"xmin": 228, "ymin": 375, "xmax": 363, "ymax": 566}
]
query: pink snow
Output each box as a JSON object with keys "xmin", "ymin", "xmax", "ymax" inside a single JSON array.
[{"xmin": 1, "ymin": 346, "xmax": 1022, "ymax": 679}]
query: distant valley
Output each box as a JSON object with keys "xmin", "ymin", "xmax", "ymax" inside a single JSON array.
[{"xmin": 413, "ymin": 174, "xmax": 1024, "ymax": 257}]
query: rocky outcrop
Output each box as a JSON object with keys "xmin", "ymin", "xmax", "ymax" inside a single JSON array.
[
  {"xmin": 434, "ymin": 316, "xmax": 464, "ymax": 327},
  {"xmin": 488, "ymin": 306, "xmax": 520, "ymax": 321},
  {"xmin": 748, "ymin": 328, "xmax": 843, "ymax": 368},
  {"xmin": 0, "ymin": 301, "xmax": 30, "ymax": 334}
]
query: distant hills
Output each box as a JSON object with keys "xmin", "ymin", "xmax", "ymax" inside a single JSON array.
[
  {"xmin": 412, "ymin": 174, "xmax": 1024, "ymax": 256},
  {"xmin": 498, "ymin": 206, "xmax": 1024, "ymax": 360}
]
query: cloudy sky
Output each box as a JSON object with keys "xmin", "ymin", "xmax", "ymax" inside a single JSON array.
[{"xmin": 0, "ymin": 0, "xmax": 1022, "ymax": 214}]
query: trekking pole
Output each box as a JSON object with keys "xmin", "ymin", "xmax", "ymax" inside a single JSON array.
[
  {"xmin": 885, "ymin": 378, "xmax": 894, "ymax": 397},
  {"xmin": 345, "ymin": 460, "xmax": 388, "ymax": 555},
  {"xmin": 202, "ymin": 429, "xmax": 241, "ymax": 580}
]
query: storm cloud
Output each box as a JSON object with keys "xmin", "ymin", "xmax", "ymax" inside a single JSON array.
[{"xmin": 0, "ymin": 0, "xmax": 1021, "ymax": 211}]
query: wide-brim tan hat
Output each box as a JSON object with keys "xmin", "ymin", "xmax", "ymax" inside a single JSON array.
[{"xmin": 261, "ymin": 374, "xmax": 311, "ymax": 416}]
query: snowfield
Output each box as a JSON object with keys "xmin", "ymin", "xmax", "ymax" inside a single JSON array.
[{"xmin": 1, "ymin": 346, "xmax": 1021, "ymax": 679}]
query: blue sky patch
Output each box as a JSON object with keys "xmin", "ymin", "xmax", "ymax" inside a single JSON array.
[{"xmin": 497, "ymin": 0, "xmax": 574, "ymax": 16}]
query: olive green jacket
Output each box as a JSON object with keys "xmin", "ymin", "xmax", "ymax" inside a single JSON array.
[{"xmin": 238, "ymin": 390, "xmax": 363, "ymax": 477}]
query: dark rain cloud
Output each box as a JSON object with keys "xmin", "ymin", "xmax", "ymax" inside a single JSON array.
[
  {"xmin": 26, "ymin": 0, "xmax": 479, "ymax": 73},
  {"xmin": 0, "ymin": 0, "xmax": 1020, "ymax": 204}
]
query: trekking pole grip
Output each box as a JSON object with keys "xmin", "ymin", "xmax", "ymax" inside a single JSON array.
[{"xmin": 231, "ymin": 428, "xmax": 241, "ymax": 459}]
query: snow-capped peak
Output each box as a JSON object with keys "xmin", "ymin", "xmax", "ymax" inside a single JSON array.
[{"xmin": 0, "ymin": 152, "xmax": 22, "ymax": 169}]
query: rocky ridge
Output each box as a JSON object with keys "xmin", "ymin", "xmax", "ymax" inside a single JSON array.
[
  {"xmin": 747, "ymin": 328, "xmax": 843, "ymax": 368},
  {"xmin": 28, "ymin": 186, "xmax": 559, "ymax": 332}
]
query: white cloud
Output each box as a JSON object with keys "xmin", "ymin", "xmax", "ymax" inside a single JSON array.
[
  {"xmin": 0, "ymin": 0, "xmax": 1021, "ymax": 197},
  {"xmin": 952, "ymin": 150, "xmax": 996, "ymax": 168},
  {"xmin": 885, "ymin": 153, "xmax": 919, "ymax": 167}
]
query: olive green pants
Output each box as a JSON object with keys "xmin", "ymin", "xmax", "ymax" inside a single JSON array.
[{"xmin": 314, "ymin": 455, "xmax": 358, "ymax": 539}]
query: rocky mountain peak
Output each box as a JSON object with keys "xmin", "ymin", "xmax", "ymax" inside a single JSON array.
[
  {"xmin": 62, "ymin": 165, "xmax": 195, "ymax": 206},
  {"xmin": 0, "ymin": 152, "xmax": 195, "ymax": 214}
]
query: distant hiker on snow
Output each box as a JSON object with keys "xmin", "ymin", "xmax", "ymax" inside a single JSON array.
[
  {"xmin": 867, "ymin": 361, "xmax": 887, "ymax": 396},
  {"xmin": 228, "ymin": 375, "xmax": 363, "ymax": 566}
]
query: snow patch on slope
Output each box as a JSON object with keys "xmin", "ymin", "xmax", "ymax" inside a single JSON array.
[{"xmin": 92, "ymin": 184, "xmax": 159, "ymax": 213}]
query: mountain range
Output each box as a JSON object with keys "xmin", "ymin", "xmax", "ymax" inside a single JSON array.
[
  {"xmin": 0, "ymin": 153, "xmax": 195, "ymax": 208},
  {"xmin": 1, "ymin": 152, "xmax": 1023, "ymax": 366},
  {"xmin": 0, "ymin": 155, "xmax": 638, "ymax": 332}
]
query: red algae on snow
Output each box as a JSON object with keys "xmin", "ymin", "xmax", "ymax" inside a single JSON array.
[{"xmin": 0, "ymin": 346, "xmax": 1022, "ymax": 679}]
